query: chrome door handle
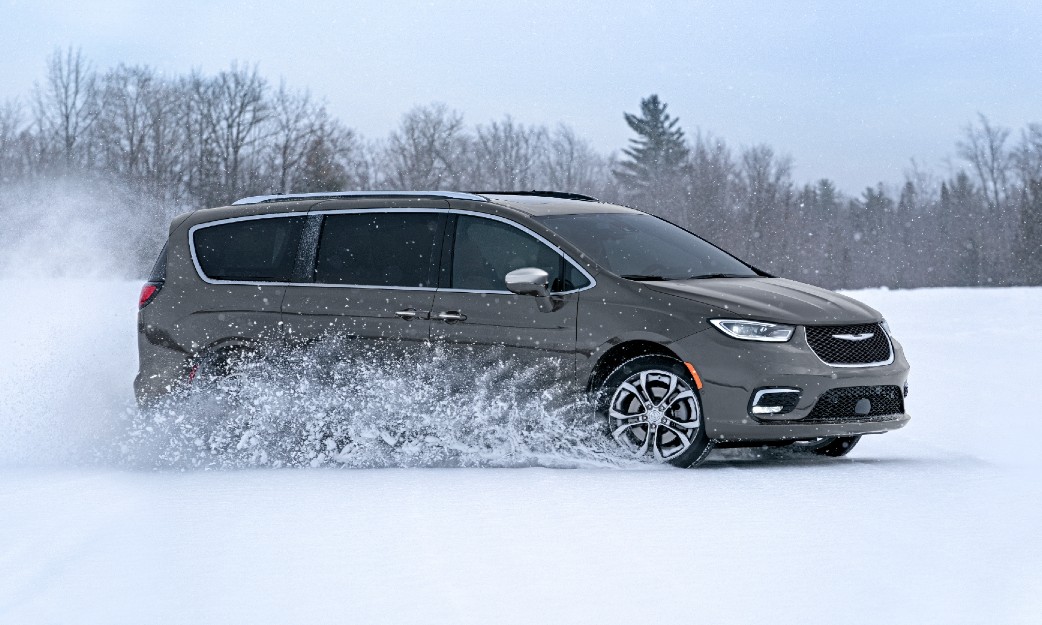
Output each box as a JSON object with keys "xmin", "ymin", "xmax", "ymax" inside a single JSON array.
[
  {"xmin": 433, "ymin": 310, "xmax": 467, "ymax": 322},
  {"xmin": 395, "ymin": 308, "xmax": 420, "ymax": 320}
]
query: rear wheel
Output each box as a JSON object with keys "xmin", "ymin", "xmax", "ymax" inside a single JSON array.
[
  {"xmin": 597, "ymin": 355, "xmax": 712, "ymax": 467},
  {"xmin": 787, "ymin": 435, "xmax": 861, "ymax": 457},
  {"xmin": 192, "ymin": 347, "xmax": 260, "ymax": 395}
]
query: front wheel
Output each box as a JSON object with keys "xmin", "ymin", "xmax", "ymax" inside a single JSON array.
[
  {"xmin": 597, "ymin": 355, "xmax": 713, "ymax": 467},
  {"xmin": 787, "ymin": 435, "xmax": 861, "ymax": 457}
]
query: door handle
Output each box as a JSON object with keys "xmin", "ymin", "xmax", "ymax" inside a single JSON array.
[
  {"xmin": 433, "ymin": 310, "xmax": 467, "ymax": 323},
  {"xmin": 395, "ymin": 308, "xmax": 421, "ymax": 320}
]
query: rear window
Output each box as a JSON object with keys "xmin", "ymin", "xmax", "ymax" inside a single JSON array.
[
  {"xmin": 314, "ymin": 212, "xmax": 443, "ymax": 287},
  {"xmin": 193, "ymin": 216, "xmax": 306, "ymax": 282}
]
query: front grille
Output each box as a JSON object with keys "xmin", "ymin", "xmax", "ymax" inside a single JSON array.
[
  {"xmin": 802, "ymin": 385, "xmax": 905, "ymax": 423},
  {"xmin": 805, "ymin": 323, "xmax": 892, "ymax": 365}
]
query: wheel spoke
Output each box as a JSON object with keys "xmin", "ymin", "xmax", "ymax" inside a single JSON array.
[
  {"xmin": 611, "ymin": 422, "xmax": 651, "ymax": 457},
  {"xmin": 661, "ymin": 423, "xmax": 692, "ymax": 449},
  {"xmin": 638, "ymin": 371, "xmax": 651, "ymax": 404},
  {"xmin": 650, "ymin": 424, "xmax": 675, "ymax": 464},
  {"xmin": 665, "ymin": 389, "xmax": 695, "ymax": 411},
  {"xmin": 636, "ymin": 425, "xmax": 652, "ymax": 456},
  {"xmin": 663, "ymin": 415, "xmax": 699, "ymax": 430},
  {"xmin": 619, "ymin": 382, "xmax": 651, "ymax": 410},
  {"xmin": 661, "ymin": 373, "xmax": 678, "ymax": 407},
  {"xmin": 611, "ymin": 422, "xmax": 634, "ymax": 441},
  {"xmin": 609, "ymin": 408, "xmax": 645, "ymax": 422}
]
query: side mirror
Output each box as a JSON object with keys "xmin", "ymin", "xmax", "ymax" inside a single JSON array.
[{"xmin": 505, "ymin": 267, "xmax": 550, "ymax": 297}]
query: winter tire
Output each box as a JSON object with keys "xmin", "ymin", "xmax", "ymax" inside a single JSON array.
[{"xmin": 597, "ymin": 355, "xmax": 713, "ymax": 467}]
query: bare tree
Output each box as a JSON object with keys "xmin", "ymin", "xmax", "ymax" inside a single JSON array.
[
  {"xmin": 265, "ymin": 83, "xmax": 325, "ymax": 194},
  {"xmin": 1012, "ymin": 123, "xmax": 1042, "ymax": 189},
  {"xmin": 685, "ymin": 131, "xmax": 735, "ymax": 233},
  {"xmin": 957, "ymin": 114, "xmax": 1011, "ymax": 210},
  {"xmin": 735, "ymin": 144, "xmax": 794, "ymax": 259},
  {"xmin": 193, "ymin": 63, "xmax": 269, "ymax": 203},
  {"xmin": 471, "ymin": 116, "xmax": 547, "ymax": 189},
  {"xmin": 0, "ymin": 100, "xmax": 25, "ymax": 181},
  {"xmin": 382, "ymin": 103, "xmax": 467, "ymax": 189},
  {"xmin": 97, "ymin": 64, "xmax": 157, "ymax": 182},
  {"xmin": 32, "ymin": 47, "xmax": 100, "ymax": 168},
  {"xmin": 541, "ymin": 124, "xmax": 607, "ymax": 195},
  {"xmin": 740, "ymin": 144, "xmax": 792, "ymax": 216},
  {"xmin": 293, "ymin": 120, "xmax": 371, "ymax": 192}
]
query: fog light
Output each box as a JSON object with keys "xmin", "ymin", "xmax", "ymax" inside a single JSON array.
[{"xmin": 749, "ymin": 388, "xmax": 802, "ymax": 417}]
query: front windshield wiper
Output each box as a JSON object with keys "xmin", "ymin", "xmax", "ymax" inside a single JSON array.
[
  {"xmin": 685, "ymin": 273, "xmax": 757, "ymax": 280},
  {"xmin": 620, "ymin": 274, "xmax": 674, "ymax": 281}
]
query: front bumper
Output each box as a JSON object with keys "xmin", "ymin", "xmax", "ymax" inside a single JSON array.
[{"xmin": 672, "ymin": 326, "xmax": 911, "ymax": 442}]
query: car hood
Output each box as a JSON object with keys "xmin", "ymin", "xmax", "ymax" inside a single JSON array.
[{"xmin": 641, "ymin": 277, "xmax": 882, "ymax": 325}]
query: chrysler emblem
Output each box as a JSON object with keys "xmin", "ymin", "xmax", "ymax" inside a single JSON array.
[{"xmin": 832, "ymin": 332, "xmax": 875, "ymax": 341}]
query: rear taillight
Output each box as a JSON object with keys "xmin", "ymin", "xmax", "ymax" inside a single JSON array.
[{"xmin": 139, "ymin": 282, "xmax": 162, "ymax": 309}]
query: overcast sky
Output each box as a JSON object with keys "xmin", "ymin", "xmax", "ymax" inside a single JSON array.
[{"xmin": 2, "ymin": 0, "xmax": 1040, "ymax": 192}]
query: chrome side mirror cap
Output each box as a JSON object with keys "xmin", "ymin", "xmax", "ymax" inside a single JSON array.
[{"xmin": 505, "ymin": 267, "xmax": 550, "ymax": 297}]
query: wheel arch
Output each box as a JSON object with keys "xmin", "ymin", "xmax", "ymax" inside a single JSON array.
[{"xmin": 585, "ymin": 339, "xmax": 683, "ymax": 394}]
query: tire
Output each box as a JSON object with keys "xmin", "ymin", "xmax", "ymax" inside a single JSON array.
[
  {"xmin": 192, "ymin": 347, "xmax": 260, "ymax": 393},
  {"xmin": 596, "ymin": 354, "xmax": 713, "ymax": 467},
  {"xmin": 787, "ymin": 435, "xmax": 861, "ymax": 457}
]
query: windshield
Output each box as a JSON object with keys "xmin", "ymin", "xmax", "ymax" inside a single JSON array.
[{"xmin": 536, "ymin": 213, "xmax": 759, "ymax": 280}]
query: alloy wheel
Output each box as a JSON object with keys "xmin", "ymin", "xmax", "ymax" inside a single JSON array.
[{"xmin": 608, "ymin": 369, "xmax": 702, "ymax": 461}]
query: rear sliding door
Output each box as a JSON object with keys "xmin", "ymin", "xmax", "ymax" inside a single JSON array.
[{"xmin": 280, "ymin": 210, "xmax": 446, "ymax": 359}]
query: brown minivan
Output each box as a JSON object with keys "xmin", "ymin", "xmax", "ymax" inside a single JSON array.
[{"xmin": 136, "ymin": 191, "xmax": 910, "ymax": 466}]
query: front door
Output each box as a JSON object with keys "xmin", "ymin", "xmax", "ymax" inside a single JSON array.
[
  {"xmin": 281, "ymin": 210, "xmax": 446, "ymax": 364},
  {"xmin": 429, "ymin": 213, "xmax": 589, "ymax": 384}
]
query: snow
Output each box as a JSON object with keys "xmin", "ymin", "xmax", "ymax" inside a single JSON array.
[{"xmin": 1, "ymin": 281, "xmax": 1040, "ymax": 624}]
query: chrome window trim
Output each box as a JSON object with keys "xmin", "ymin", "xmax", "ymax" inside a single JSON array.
[
  {"xmin": 187, "ymin": 207, "xmax": 597, "ymax": 294},
  {"xmin": 188, "ymin": 211, "xmax": 312, "ymax": 287},
  {"xmin": 805, "ymin": 325, "xmax": 896, "ymax": 368},
  {"xmin": 434, "ymin": 208, "xmax": 595, "ymax": 295},
  {"xmin": 232, "ymin": 190, "xmax": 487, "ymax": 205},
  {"xmin": 750, "ymin": 388, "xmax": 801, "ymax": 406}
]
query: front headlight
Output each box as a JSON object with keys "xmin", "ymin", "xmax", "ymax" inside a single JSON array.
[{"xmin": 710, "ymin": 319, "xmax": 795, "ymax": 342}]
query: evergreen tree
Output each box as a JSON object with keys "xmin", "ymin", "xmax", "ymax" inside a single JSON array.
[{"xmin": 614, "ymin": 95, "xmax": 689, "ymax": 211}]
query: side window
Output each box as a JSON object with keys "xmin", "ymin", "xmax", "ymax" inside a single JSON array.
[
  {"xmin": 315, "ymin": 212, "xmax": 442, "ymax": 287},
  {"xmin": 194, "ymin": 216, "xmax": 306, "ymax": 282},
  {"xmin": 451, "ymin": 215, "xmax": 584, "ymax": 292}
]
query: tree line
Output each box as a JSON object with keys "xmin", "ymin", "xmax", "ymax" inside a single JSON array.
[{"xmin": 0, "ymin": 48, "xmax": 1039, "ymax": 288}]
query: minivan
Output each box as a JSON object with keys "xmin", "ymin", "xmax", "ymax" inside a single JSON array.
[{"xmin": 136, "ymin": 190, "xmax": 910, "ymax": 466}]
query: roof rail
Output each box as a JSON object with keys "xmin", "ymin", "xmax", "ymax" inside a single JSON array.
[
  {"xmin": 472, "ymin": 190, "xmax": 600, "ymax": 202},
  {"xmin": 232, "ymin": 190, "xmax": 487, "ymax": 205}
]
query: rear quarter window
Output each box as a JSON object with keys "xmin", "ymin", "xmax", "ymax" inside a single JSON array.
[
  {"xmin": 148, "ymin": 242, "xmax": 168, "ymax": 282},
  {"xmin": 193, "ymin": 216, "xmax": 306, "ymax": 282}
]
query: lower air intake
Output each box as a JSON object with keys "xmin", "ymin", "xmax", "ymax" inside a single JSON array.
[{"xmin": 802, "ymin": 385, "xmax": 905, "ymax": 423}]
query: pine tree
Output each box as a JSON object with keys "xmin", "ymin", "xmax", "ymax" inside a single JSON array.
[{"xmin": 613, "ymin": 95, "xmax": 689, "ymax": 211}]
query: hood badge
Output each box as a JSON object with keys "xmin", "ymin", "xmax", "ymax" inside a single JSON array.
[{"xmin": 832, "ymin": 332, "xmax": 875, "ymax": 341}]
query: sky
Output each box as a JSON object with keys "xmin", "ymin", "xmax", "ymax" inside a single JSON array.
[{"xmin": 2, "ymin": 0, "xmax": 1040, "ymax": 193}]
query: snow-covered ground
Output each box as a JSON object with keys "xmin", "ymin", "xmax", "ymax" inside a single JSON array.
[{"xmin": 1, "ymin": 281, "xmax": 1039, "ymax": 624}]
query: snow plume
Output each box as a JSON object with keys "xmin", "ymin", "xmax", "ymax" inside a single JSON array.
[
  {"xmin": 115, "ymin": 340, "xmax": 634, "ymax": 469},
  {"xmin": 0, "ymin": 178, "xmax": 179, "ymax": 279}
]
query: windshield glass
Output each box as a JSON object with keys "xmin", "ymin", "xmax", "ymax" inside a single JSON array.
[{"xmin": 536, "ymin": 213, "xmax": 759, "ymax": 280}]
